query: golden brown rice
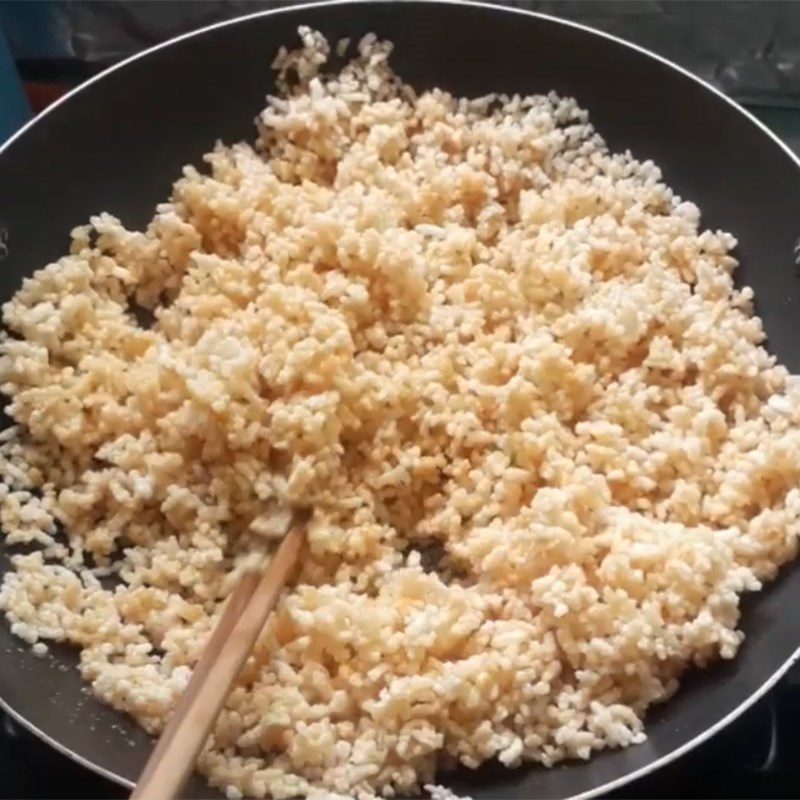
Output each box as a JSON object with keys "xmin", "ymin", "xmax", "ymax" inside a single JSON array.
[{"xmin": 1, "ymin": 27, "xmax": 800, "ymax": 800}]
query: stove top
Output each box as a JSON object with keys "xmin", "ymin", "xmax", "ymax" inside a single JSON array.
[{"xmin": 3, "ymin": 661, "xmax": 800, "ymax": 799}]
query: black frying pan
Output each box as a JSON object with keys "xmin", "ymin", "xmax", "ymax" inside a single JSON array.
[{"xmin": 2, "ymin": 2, "xmax": 800, "ymax": 798}]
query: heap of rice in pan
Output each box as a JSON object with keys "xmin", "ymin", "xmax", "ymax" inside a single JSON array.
[{"xmin": 1, "ymin": 27, "xmax": 800, "ymax": 800}]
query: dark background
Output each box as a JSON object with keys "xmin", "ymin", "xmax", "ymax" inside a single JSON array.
[
  {"xmin": 5, "ymin": 1, "xmax": 800, "ymax": 150},
  {"xmin": 5, "ymin": 0, "xmax": 800, "ymax": 107}
]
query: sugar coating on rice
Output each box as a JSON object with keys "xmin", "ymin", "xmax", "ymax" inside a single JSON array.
[{"xmin": 2, "ymin": 26, "xmax": 800, "ymax": 800}]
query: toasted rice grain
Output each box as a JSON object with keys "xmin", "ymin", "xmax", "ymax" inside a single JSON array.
[{"xmin": 1, "ymin": 26, "xmax": 800, "ymax": 800}]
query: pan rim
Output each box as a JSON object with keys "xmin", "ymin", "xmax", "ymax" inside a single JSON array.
[{"xmin": 2, "ymin": 1, "xmax": 800, "ymax": 797}]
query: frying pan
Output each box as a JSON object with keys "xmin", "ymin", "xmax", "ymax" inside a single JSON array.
[{"xmin": 2, "ymin": 2, "xmax": 800, "ymax": 798}]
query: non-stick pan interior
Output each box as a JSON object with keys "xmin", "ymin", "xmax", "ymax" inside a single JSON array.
[{"xmin": 2, "ymin": 3, "xmax": 800, "ymax": 798}]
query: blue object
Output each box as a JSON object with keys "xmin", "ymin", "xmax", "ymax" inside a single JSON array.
[
  {"xmin": 0, "ymin": 25, "xmax": 31, "ymax": 144},
  {"xmin": 0, "ymin": 1, "xmax": 71, "ymax": 60}
]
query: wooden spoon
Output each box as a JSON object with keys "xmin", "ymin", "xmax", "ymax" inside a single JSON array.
[{"xmin": 130, "ymin": 512, "xmax": 308, "ymax": 800}]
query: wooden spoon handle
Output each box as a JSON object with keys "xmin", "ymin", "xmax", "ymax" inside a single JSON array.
[{"xmin": 131, "ymin": 521, "xmax": 306, "ymax": 800}]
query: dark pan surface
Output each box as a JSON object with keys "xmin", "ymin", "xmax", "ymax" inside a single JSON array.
[{"xmin": 2, "ymin": 3, "xmax": 800, "ymax": 798}]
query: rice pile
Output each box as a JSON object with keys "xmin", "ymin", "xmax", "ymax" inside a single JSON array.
[{"xmin": 1, "ymin": 27, "xmax": 800, "ymax": 800}]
